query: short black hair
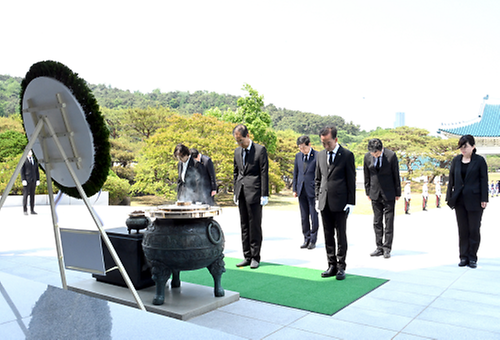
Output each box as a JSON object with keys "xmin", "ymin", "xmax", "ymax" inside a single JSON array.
[
  {"xmin": 190, "ymin": 148, "xmax": 199, "ymax": 158},
  {"xmin": 173, "ymin": 144, "xmax": 190, "ymax": 158},
  {"xmin": 367, "ymin": 138, "xmax": 383, "ymax": 153},
  {"xmin": 319, "ymin": 125, "xmax": 337, "ymax": 139},
  {"xmin": 233, "ymin": 124, "xmax": 248, "ymax": 137},
  {"xmin": 458, "ymin": 134, "xmax": 477, "ymax": 154},
  {"xmin": 296, "ymin": 135, "xmax": 310, "ymax": 146}
]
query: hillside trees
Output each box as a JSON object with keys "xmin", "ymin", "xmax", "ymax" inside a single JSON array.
[
  {"xmin": 0, "ymin": 76, "xmax": 22, "ymax": 117},
  {"xmin": 1, "ymin": 75, "xmax": 365, "ymax": 140},
  {"xmin": 88, "ymin": 84, "xmax": 239, "ymax": 114},
  {"xmin": 267, "ymin": 104, "xmax": 361, "ymax": 136}
]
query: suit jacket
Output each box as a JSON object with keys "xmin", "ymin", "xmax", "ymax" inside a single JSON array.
[
  {"xmin": 363, "ymin": 148, "xmax": 401, "ymax": 201},
  {"xmin": 293, "ymin": 148, "xmax": 318, "ymax": 198},
  {"xmin": 446, "ymin": 153, "xmax": 488, "ymax": 211},
  {"xmin": 315, "ymin": 145, "xmax": 356, "ymax": 212},
  {"xmin": 21, "ymin": 157, "xmax": 40, "ymax": 183},
  {"xmin": 200, "ymin": 154, "xmax": 217, "ymax": 192},
  {"xmin": 234, "ymin": 142, "xmax": 269, "ymax": 205},
  {"xmin": 177, "ymin": 157, "xmax": 205, "ymax": 203}
]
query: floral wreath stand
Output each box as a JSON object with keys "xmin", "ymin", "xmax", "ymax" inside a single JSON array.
[{"xmin": 0, "ymin": 61, "xmax": 145, "ymax": 311}]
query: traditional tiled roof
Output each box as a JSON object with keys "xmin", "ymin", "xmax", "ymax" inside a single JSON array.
[{"xmin": 439, "ymin": 104, "xmax": 500, "ymax": 137}]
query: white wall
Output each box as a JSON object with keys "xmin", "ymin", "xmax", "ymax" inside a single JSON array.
[{"xmin": 0, "ymin": 192, "xmax": 109, "ymax": 207}]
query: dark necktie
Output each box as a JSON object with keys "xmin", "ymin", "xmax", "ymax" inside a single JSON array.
[
  {"xmin": 328, "ymin": 151, "xmax": 334, "ymax": 165},
  {"xmin": 243, "ymin": 149, "xmax": 249, "ymax": 166},
  {"xmin": 375, "ymin": 157, "xmax": 380, "ymax": 171},
  {"xmin": 303, "ymin": 154, "xmax": 308, "ymax": 171}
]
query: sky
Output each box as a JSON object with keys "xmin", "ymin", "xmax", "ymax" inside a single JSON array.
[{"xmin": 2, "ymin": 0, "xmax": 500, "ymax": 134}]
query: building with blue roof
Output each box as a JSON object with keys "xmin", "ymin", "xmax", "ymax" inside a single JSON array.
[{"xmin": 438, "ymin": 97, "xmax": 500, "ymax": 155}]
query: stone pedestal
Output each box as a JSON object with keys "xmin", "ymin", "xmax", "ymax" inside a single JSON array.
[{"xmin": 92, "ymin": 227, "xmax": 154, "ymax": 289}]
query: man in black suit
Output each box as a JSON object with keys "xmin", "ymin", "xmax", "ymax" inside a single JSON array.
[
  {"xmin": 21, "ymin": 150, "xmax": 40, "ymax": 215},
  {"xmin": 174, "ymin": 144, "xmax": 206, "ymax": 203},
  {"xmin": 363, "ymin": 138, "xmax": 401, "ymax": 259},
  {"xmin": 233, "ymin": 124, "xmax": 269, "ymax": 269},
  {"xmin": 191, "ymin": 148, "xmax": 217, "ymax": 205},
  {"xmin": 315, "ymin": 126, "xmax": 355, "ymax": 280},
  {"xmin": 293, "ymin": 135, "xmax": 319, "ymax": 249}
]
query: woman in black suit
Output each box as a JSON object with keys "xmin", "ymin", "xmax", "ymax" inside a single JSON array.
[
  {"xmin": 446, "ymin": 135, "xmax": 488, "ymax": 268},
  {"xmin": 173, "ymin": 144, "xmax": 206, "ymax": 203}
]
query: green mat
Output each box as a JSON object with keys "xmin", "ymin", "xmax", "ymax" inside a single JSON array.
[{"xmin": 179, "ymin": 257, "xmax": 388, "ymax": 315}]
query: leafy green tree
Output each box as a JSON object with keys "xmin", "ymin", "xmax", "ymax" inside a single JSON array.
[
  {"xmin": 486, "ymin": 155, "xmax": 500, "ymax": 172},
  {"xmin": 132, "ymin": 114, "xmax": 236, "ymax": 199},
  {"xmin": 423, "ymin": 137, "xmax": 458, "ymax": 182},
  {"xmin": 272, "ymin": 130, "xmax": 300, "ymax": 189},
  {"xmin": 0, "ymin": 130, "xmax": 27, "ymax": 162},
  {"xmin": 204, "ymin": 107, "xmax": 243, "ymax": 123},
  {"xmin": 123, "ymin": 106, "xmax": 174, "ymax": 140},
  {"xmin": 0, "ymin": 115, "xmax": 24, "ymax": 134},
  {"xmin": 102, "ymin": 170, "xmax": 131, "ymax": 205},
  {"xmin": 110, "ymin": 138, "xmax": 139, "ymax": 184},
  {"xmin": 110, "ymin": 138, "xmax": 139, "ymax": 166},
  {"xmin": 101, "ymin": 107, "xmax": 126, "ymax": 139},
  {"xmin": 205, "ymin": 84, "xmax": 278, "ymax": 153},
  {"xmin": 236, "ymin": 84, "xmax": 277, "ymax": 153}
]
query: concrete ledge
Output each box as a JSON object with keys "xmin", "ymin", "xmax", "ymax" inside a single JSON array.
[
  {"xmin": 69, "ymin": 278, "xmax": 239, "ymax": 321},
  {"xmin": 1, "ymin": 192, "xmax": 109, "ymax": 207}
]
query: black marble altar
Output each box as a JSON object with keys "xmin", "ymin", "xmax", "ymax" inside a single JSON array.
[{"xmin": 92, "ymin": 227, "xmax": 154, "ymax": 289}]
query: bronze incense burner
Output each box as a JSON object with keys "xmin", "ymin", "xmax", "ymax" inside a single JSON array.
[{"xmin": 142, "ymin": 202, "xmax": 225, "ymax": 305}]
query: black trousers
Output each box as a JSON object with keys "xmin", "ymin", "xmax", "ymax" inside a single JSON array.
[
  {"xmin": 454, "ymin": 204, "xmax": 483, "ymax": 262},
  {"xmin": 320, "ymin": 207, "xmax": 348, "ymax": 270},
  {"xmin": 371, "ymin": 198, "xmax": 395, "ymax": 251},
  {"xmin": 238, "ymin": 189, "xmax": 263, "ymax": 262},
  {"xmin": 298, "ymin": 192, "xmax": 319, "ymax": 244},
  {"xmin": 23, "ymin": 181, "xmax": 36, "ymax": 212}
]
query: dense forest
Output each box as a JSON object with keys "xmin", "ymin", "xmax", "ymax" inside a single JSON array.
[{"xmin": 0, "ymin": 74, "xmax": 362, "ymax": 140}]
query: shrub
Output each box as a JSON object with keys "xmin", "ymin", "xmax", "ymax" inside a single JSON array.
[{"xmin": 102, "ymin": 170, "xmax": 131, "ymax": 205}]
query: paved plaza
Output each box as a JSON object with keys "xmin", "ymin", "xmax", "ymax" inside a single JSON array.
[{"xmin": 1, "ymin": 196, "xmax": 500, "ymax": 339}]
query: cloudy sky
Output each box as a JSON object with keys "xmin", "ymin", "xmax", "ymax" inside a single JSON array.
[{"xmin": 2, "ymin": 0, "xmax": 500, "ymax": 134}]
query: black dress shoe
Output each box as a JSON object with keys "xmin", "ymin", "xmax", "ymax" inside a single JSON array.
[
  {"xmin": 250, "ymin": 259, "xmax": 260, "ymax": 269},
  {"xmin": 24, "ymin": 211, "xmax": 28, "ymax": 216},
  {"xmin": 370, "ymin": 249, "xmax": 383, "ymax": 257},
  {"xmin": 468, "ymin": 260, "xmax": 477, "ymax": 268},
  {"xmin": 458, "ymin": 259, "xmax": 468, "ymax": 267},
  {"xmin": 300, "ymin": 242, "xmax": 309, "ymax": 249},
  {"xmin": 31, "ymin": 211, "xmax": 37, "ymax": 215},
  {"xmin": 321, "ymin": 266, "xmax": 337, "ymax": 278},
  {"xmin": 236, "ymin": 259, "xmax": 251, "ymax": 267},
  {"xmin": 336, "ymin": 269, "xmax": 346, "ymax": 280},
  {"xmin": 383, "ymin": 250, "xmax": 391, "ymax": 259},
  {"xmin": 307, "ymin": 243, "xmax": 316, "ymax": 250}
]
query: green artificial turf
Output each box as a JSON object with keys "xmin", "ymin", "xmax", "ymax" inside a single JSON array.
[{"xmin": 179, "ymin": 257, "xmax": 388, "ymax": 315}]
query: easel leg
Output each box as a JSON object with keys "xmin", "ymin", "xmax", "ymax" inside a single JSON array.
[{"xmin": 41, "ymin": 116, "xmax": 146, "ymax": 311}]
